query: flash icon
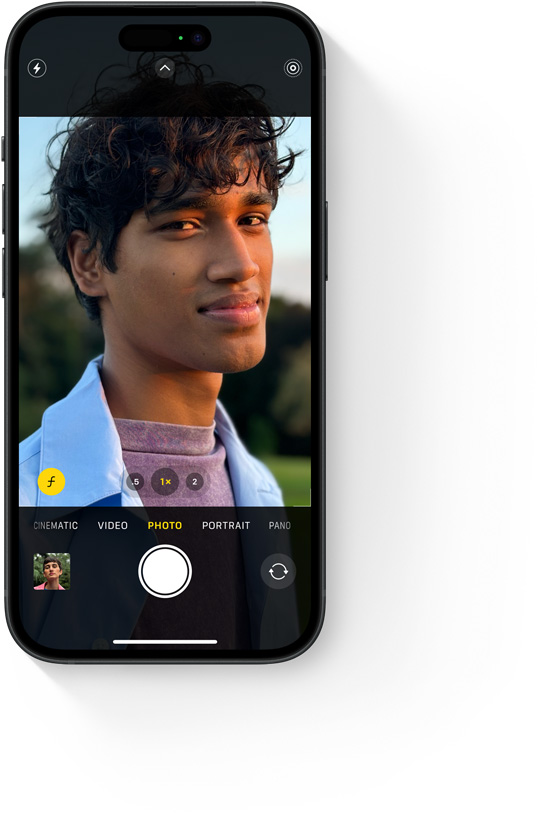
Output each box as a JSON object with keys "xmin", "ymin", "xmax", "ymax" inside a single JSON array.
[{"xmin": 27, "ymin": 59, "xmax": 47, "ymax": 78}]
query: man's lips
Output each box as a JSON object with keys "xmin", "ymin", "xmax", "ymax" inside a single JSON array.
[{"xmin": 198, "ymin": 293, "xmax": 262, "ymax": 326}]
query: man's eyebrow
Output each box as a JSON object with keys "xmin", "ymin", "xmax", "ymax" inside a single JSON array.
[
  {"xmin": 149, "ymin": 191, "xmax": 275, "ymax": 216},
  {"xmin": 238, "ymin": 192, "xmax": 275, "ymax": 208}
]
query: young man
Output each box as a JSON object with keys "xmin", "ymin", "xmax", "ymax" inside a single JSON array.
[
  {"xmin": 34, "ymin": 556, "xmax": 66, "ymax": 590},
  {"xmin": 19, "ymin": 114, "xmax": 296, "ymax": 509}
]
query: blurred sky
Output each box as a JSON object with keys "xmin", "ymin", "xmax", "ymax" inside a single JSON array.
[{"xmin": 18, "ymin": 116, "xmax": 311, "ymax": 305}]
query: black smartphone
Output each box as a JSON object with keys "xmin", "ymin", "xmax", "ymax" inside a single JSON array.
[{"xmin": 5, "ymin": 2, "xmax": 325, "ymax": 662}]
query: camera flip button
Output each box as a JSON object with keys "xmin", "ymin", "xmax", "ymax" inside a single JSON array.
[{"xmin": 260, "ymin": 553, "xmax": 297, "ymax": 590}]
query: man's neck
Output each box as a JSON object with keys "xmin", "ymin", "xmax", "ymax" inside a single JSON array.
[
  {"xmin": 46, "ymin": 579, "xmax": 60, "ymax": 590},
  {"xmin": 101, "ymin": 345, "xmax": 223, "ymax": 427}
]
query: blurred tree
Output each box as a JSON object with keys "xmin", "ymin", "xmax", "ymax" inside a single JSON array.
[
  {"xmin": 271, "ymin": 340, "xmax": 311, "ymax": 436},
  {"xmin": 19, "ymin": 241, "xmax": 103, "ymax": 440},
  {"xmin": 220, "ymin": 296, "xmax": 311, "ymax": 457}
]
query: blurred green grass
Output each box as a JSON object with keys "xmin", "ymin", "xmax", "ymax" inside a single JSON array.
[{"xmin": 262, "ymin": 456, "xmax": 311, "ymax": 507}]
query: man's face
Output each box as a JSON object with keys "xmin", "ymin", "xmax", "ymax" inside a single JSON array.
[
  {"xmin": 43, "ymin": 562, "xmax": 62, "ymax": 581},
  {"xmin": 99, "ymin": 171, "xmax": 274, "ymax": 374}
]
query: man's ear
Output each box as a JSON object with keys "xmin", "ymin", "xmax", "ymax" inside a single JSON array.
[{"xmin": 67, "ymin": 230, "xmax": 109, "ymax": 297}]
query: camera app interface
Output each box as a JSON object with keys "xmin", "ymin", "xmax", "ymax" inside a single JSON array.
[{"xmin": 13, "ymin": 12, "xmax": 320, "ymax": 659}]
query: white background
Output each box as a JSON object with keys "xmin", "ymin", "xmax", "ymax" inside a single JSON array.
[{"xmin": 2, "ymin": 1, "xmax": 542, "ymax": 813}]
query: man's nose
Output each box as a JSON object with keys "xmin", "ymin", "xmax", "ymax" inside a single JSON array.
[{"xmin": 205, "ymin": 226, "xmax": 259, "ymax": 282}]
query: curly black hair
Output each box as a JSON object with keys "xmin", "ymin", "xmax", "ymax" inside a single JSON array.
[{"xmin": 42, "ymin": 68, "xmax": 298, "ymax": 322}]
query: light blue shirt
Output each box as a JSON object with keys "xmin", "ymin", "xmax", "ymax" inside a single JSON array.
[{"xmin": 19, "ymin": 357, "xmax": 283, "ymax": 508}]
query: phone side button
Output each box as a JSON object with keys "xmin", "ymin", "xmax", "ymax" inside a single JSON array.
[
  {"xmin": 325, "ymin": 201, "xmax": 328, "ymax": 281},
  {"xmin": 1, "ymin": 136, "xmax": 4, "ymax": 162}
]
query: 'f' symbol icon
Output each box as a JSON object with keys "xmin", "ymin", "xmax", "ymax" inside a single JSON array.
[{"xmin": 38, "ymin": 469, "xmax": 65, "ymax": 496}]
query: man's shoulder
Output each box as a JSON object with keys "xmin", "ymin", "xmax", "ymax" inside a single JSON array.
[
  {"xmin": 19, "ymin": 427, "xmax": 42, "ymax": 465},
  {"xmin": 246, "ymin": 454, "xmax": 283, "ymax": 497},
  {"xmin": 18, "ymin": 355, "xmax": 102, "ymax": 467},
  {"xmin": 20, "ymin": 428, "xmax": 42, "ymax": 506},
  {"xmin": 215, "ymin": 401, "xmax": 283, "ymax": 505}
]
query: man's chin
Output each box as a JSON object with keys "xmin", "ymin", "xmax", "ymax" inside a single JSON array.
[{"xmin": 209, "ymin": 347, "xmax": 266, "ymax": 374}]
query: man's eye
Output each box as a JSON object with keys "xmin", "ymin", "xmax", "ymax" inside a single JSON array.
[
  {"xmin": 239, "ymin": 215, "xmax": 269, "ymax": 227},
  {"xmin": 160, "ymin": 221, "xmax": 197, "ymax": 231}
]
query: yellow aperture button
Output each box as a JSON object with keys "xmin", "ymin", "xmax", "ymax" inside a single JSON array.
[{"xmin": 37, "ymin": 468, "xmax": 66, "ymax": 496}]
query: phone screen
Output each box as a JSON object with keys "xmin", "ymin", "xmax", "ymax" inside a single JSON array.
[{"xmin": 7, "ymin": 6, "xmax": 324, "ymax": 661}]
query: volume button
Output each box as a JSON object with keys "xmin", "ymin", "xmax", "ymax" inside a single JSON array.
[{"xmin": 325, "ymin": 201, "xmax": 328, "ymax": 281}]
